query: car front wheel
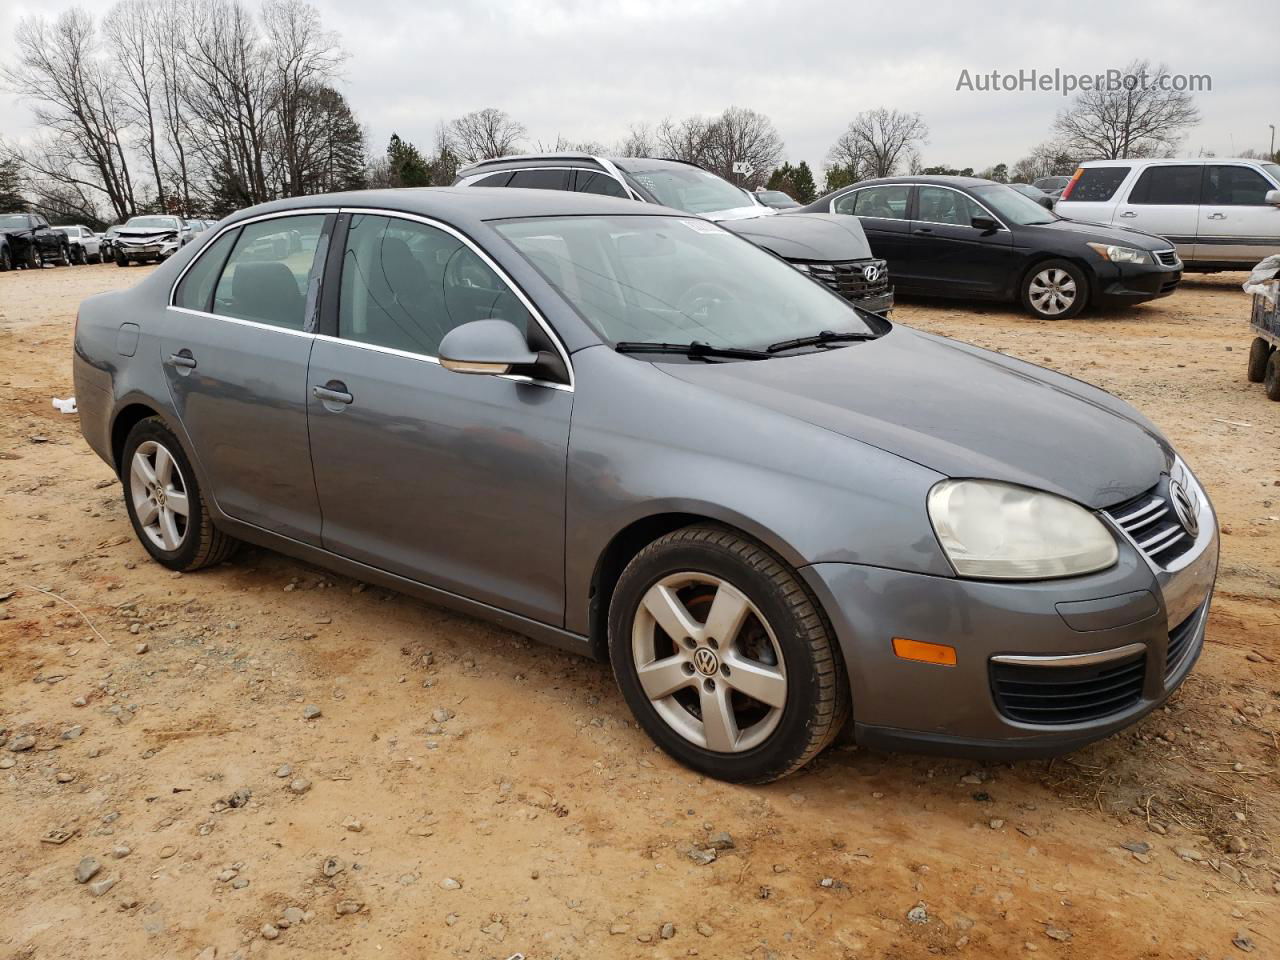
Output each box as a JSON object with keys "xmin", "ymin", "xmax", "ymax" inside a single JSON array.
[
  {"xmin": 121, "ymin": 418, "xmax": 239, "ymax": 570},
  {"xmin": 609, "ymin": 525, "xmax": 848, "ymax": 783},
  {"xmin": 1022, "ymin": 259, "xmax": 1088, "ymax": 320}
]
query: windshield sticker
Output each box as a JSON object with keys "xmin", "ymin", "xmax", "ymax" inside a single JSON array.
[{"xmin": 679, "ymin": 219, "xmax": 728, "ymax": 235}]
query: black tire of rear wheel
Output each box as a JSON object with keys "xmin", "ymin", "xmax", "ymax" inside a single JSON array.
[
  {"xmin": 1247, "ymin": 337, "xmax": 1272, "ymax": 384},
  {"xmin": 121, "ymin": 417, "xmax": 239, "ymax": 571},
  {"xmin": 608, "ymin": 525, "xmax": 849, "ymax": 784},
  {"xmin": 116, "ymin": 251, "xmax": 129, "ymax": 267},
  {"xmin": 1265, "ymin": 352, "xmax": 1280, "ymax": 402},
  {"xmin": 1020, "ymin": 258, "xmax": 1089, "ymax": 320},
  {"xmin": 0, "ymin": 245, "xmax": 10, "ymax": 271}
]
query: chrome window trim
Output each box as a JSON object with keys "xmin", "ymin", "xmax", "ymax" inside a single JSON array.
[
  {"xmin": 166, "ymin": 305, "xmax": 314, "ymax": 338},
  {"xmin": 828, "ymin": 185, "xmax": 912, "ymax": 221},
  {"xmin": 337, "ymin": 207, "xmax": 574, "ymax": 392},
  {"xmin": 591, "ymin": 157, "xmax": 644, "ymax": 201},
  {"xmin": 911, "ymin": 184, "xmax": 1010, "ymax": 230},
  {"xmin": 991, "ymin": 642, "xmax": 1147, "ymax": 669}
]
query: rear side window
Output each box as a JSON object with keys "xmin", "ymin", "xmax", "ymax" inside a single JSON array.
[
  {"xmin": 174, "ymin": 229, "xmax": 238, "ymax": 312},
  {"xmin": 834, "ymin": 185, "xmax": 910, "ymax": 219},
  {"xmin": 212, "ymin": 215, "xmax": 326, "ymax": 330},
  {"xmin": 338, "ymin": 214, "xmax": 530, "ymax": 357},
  {"xmin": 507, "ymin": 169, "xmax": 570, "ymax": 191},
  {"xmin": 1127, "ymin": 166, "xmax": 1201, "ymax": 205},
  {"xmin": 1066, "ymin": 167, "xmax": 1130, "ymax": 202},
  {"xmin": 472, "ymin": 172, "xmax": 513, "ymax": 187},
  {"xmin": 575, "ymin": 171, "xmax": 628, "ymax": 198},
  {"xmin": 1204, "ymin": 165, "xmax": 1273, "ymax": 205}
]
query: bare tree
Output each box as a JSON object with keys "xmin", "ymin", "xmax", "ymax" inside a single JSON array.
[
  {"xmin": 1011, "ymin": 140, "xmax": 1079, "ymax": 182},
  {"xmin": 703, "ymin": 106, "xmax": 783, "ymax": 187},
  {"xmin": 656, "ymin": 115, "xmax": 716, "ymax": 166},
  {"xmin": 104, "ymin": 1, "xmax": 167, "ymax": 209},
  {"xmin": 1052, "ymin": 59, "xmax": 1199, "ymax": 160},
  {"xmin": 446, "ymin": 108, "xmax": 526, "ymax": 164},
  {"xmin": 615, "ymin": 122, "xmax": 656, "ymax": 158},
  {"xmin": 826, "ymin": 108, "xmax": 929, "ymax": 180},
  {"xmin": 150, "ymin": 0, "xmax": 196, "ymax": 213},
  {"xmin": 4, "ymin": 10, "xmax": 138, "ymax": 219}
]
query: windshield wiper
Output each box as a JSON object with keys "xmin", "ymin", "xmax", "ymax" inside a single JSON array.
[
  {"xmin": 614, "ymin": 340, "xmax": 770, "ymax": 361},
  {"xmin": 766, "ymin": 330, "xmax": 876, "ymax": 353}
]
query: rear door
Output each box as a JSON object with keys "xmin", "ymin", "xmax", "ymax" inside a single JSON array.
[
  {"xmin": 831, "ymin": 184, "xmax": 913, "ymax": 281},
  {"xmin": 1112, "ymin": 164, "xmax": 1201, "ymax": 260},
  {"xmin": 1195, "ymin": 164, "xmax": 1280, "ymax": 264},
  {"xmin": 161, "ymin": 212, "xmax": 333, "ymax": 543},
  {"xmin": 906, "ymin": 185, "xmax": 1015, "ymax": 294}
]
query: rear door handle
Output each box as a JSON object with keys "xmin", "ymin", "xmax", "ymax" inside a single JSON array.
[
  {"xmin": 1207, "ymin": 212, "xmax": 1227, "ymax": 220},
  {"xmin": 1119, "ymin": 211, "xmax": 1137, "ymax": 218},
  {"xmin": 313, "ymin": 383, "xmax": 353, "ymax": 405},
  {"xmin": 166, "ymin": 352, "xmax": 197, "ymax": 369}
]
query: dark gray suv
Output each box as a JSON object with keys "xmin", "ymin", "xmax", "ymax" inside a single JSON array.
[
  {"xmin": 454, "ymin": 154, "xmax": 894, "ymax": 315},
  {"xmin": 73, "ymin": 187, "xmax": 1217, "ymax": 783}
]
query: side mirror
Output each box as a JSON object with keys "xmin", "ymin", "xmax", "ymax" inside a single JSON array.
[
  {"xmin": 438, "ymin": 319, "xmax": 537, "ymax": 376},
  {"xmin": 1037, "ymin": 195, "xmax": 1055, "ymax": 210},
  {"xmin": 1266, "ymin": 189, "xmax": 1280, "ymax": 206},
  {"xmin": 970, "ymin": 215, "xmax": 1000, "ymax": 231}
]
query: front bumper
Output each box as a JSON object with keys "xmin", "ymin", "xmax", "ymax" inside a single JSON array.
[
  {"xmin": 1092, "ymin": 257, "xmax": 1181, "ymax": 306},
  {"xmin": 802, "ymin": 467, "xmax": 1218, "ymax": 758},
  {"xmin": 117, "ymin": 240, "xmax": 179, "ymax": 259}
]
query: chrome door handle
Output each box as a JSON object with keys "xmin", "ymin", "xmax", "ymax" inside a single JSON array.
[
  {"xmin": 912, "ymin": 227, "xmax": 933, "ymax": 235},
  {"xmin": 1207, "ymin": 212, "xmax": 1227, "ymax": 220},
  {"xmin": 166, "ymin": 352, "xmax": 197, "ymax": 369},
  {"xmin": 313, "ymin": 384, "xmax": 353, "ymax": 404},
  {"xmin": 1119, "ymin": 211, "xmax": 1137, "ymax": 218}
]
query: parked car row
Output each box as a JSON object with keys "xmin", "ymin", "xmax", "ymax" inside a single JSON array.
[
  {"xmin": 0, "ymin": 212, "xmax": 73, "ymax": 269},
  {"xmin": 75, "ymin": 184, "xmax": 1218, "ymax": 782},
  {"xmin": 2, "ymin": 213, "xmax": 222, "ymax": 271}
]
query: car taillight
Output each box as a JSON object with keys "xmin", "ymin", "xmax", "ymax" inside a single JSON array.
[{"xmin": 1060, "ymin": 168, "xmax": 1084, "ymax": 201}]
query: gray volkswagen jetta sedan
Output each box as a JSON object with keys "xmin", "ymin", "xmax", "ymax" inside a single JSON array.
[{"xmin": 73, "ymin": 188, "xmax": 1218, "ymax": 783}]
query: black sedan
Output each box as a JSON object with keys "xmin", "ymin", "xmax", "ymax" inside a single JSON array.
[{"xmin": 797, "ymin": 176, "xmax": 1183, "ymax": 319}]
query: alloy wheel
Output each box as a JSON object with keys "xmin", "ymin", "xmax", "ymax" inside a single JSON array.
[
  {"xmin": 129, "ymin": 440, "xmax": 191, "ymax": 551},
  {"xmin": 631, "ymin": 572, "xmax": 787, "ymax": 753},
  {"xmin": 1028, "ymin": 267, "xmax": 1077, "ymax": 316}
]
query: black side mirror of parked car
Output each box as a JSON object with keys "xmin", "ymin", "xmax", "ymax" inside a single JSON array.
[{"xmin": 970, "ymin": 216, "xmax": 1000, "ymax": 232}]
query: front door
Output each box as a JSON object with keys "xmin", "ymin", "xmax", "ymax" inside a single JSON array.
[
  {"xmin": 306, "ymin": 212, "xmax": 572, "ymax": 625},
  {"xmin": 906, "ymin": 185, "xmax": 1015, "ymax": 295},
  {"xmin": 1195, "ymin": 164, "xmax": 1280, "ymax": 265},
  {"xmin": 832, "ymin": 184, "xmax": 914, "ymax": 285},
  {"xmin": 161, "ymin": 212, "xmax": 332, "ymax": 544}
]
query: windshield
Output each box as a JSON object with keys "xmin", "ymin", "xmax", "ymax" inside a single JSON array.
[
  {"xmin": 0, "ymin": 215, "xmax": 30, "ymax": 228},
  {"xmin": 626, "ymin": 166, "xmax": 759, "ymax": 216},
  {"xmin": 971, "ymin": 184, "xmax": 1058, "ymax": 225},
  {"xmin": 494, "ymin": 215, "xmax": 876, "ymax": 352},
  {"xmin": 125, "ymin": 216, "xmax": 178, "ymax": 229},
  {"xmin": 1035, "ymin": 177, "xmax": 1069, "ymax": 190}
]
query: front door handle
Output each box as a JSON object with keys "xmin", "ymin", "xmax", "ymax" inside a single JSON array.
[
  {"xmin": 1207, "ymin": 212, "xmax": 1227, "ymax": 220},
  {"xmin": 912, "ymin": 227, "xmax": 933, "ymax": 235},
  {"xmin": 1119, "ymin": 210, "xmax": 1137, "ymax": 218},
  {"xmin": 166, "ymin": 351, "xmax": 197, "ymax": 369},
  {"xmin": 313, "ymin": 383, "xmax": 353, "ymax": 405}
]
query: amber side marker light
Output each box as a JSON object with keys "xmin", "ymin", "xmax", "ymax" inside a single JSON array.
[{"xmin": 892, "ymin": 637, "xmax": 957, "ymax": 667}]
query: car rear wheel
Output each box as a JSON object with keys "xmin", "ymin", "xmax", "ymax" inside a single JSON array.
[
  {"xmin": 71, "ymin": 245, "xmax": 86, "ymax": 265},
  {"xmin": 0, "ymin": 246, "xmax": 11, "ymax": 271},
  {"xmin": 121, "ymin": 418, "xmax": 239, "ymax": 571},
  {"xmin": 608, "ymin": 525, "xmax": 848, "ymax": 783},
  {"xmin": 1265, "ymin": 352, "xmax": 1280, "ymax": 402},
  {"xmin": 1022, "ymin": 259, "xmax": 1088, "ymax": 320},
  {"xmin": 1247, "ymin": 337, "xmax": 1272, "ymax": 383},
  {"xmin": 116, "ymin": 250, "xmax": 129, "ymax": 267}
]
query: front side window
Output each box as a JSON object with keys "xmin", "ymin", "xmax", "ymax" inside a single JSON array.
[
  {"xmin": 1067, "ymin": 167, "xmax": 1130, "ymax": 202},
  {"xmin": 835, "ymin": 185, "xmax": 911, "ymax": 219},
  {"xmin": 916, "ymin": 186, "xmax": 986, "ymax": 226},
  {"xmin": 1127, "ymin": 165, "xmax": 1201, "ymax": 205},
  {"xmin": 338, "ymin": 214, "xmax": 530, "ymax": 357},
  {"xmin": 175, "ymin": 229, "xmax": 239, "ymax": 312},
  {"xmin": 494, "ymin": 215, "xmax": 875, "ymax": 351},
  {"xmin": 212, "ymin": 215, "xmax": 326, "ymax": 330},
  {"xmin": 1204, "ymin": 165, "xmax": 1274, "ymax": 205},
  {"xmin": 575, "ymin": 172, "xmax": 628, "ymax": 198}
]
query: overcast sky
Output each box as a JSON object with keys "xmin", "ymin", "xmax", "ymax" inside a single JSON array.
[{"xmin": 3, "ymin": 0, "xmax": 1276, "ymax": 174}]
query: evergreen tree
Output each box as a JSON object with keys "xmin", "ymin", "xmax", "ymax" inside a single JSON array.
[
  {"xmin": 387, "ymin": 133, "xmax": 432, "ymax": 187},
  {"xmin": 766, "ymin": 162, "xmax": 795, "ymax": 192},
  {"xmin": 0, "ymin": 155, "xmax": 26, "ymax": 211},
  {"xmin": 791, "ymin": 161, "xmax": 817, "ymax": 203},
  {"xmin": 823, "ymin": 163, "xmax": 859, "ymax": 194}
]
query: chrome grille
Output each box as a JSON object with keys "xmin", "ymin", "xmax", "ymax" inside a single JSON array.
[
  {"xmin": 1155, "ymin": 250, "xmax": 1179, "ymax": 267},
  {"xmin": 1105, "ymin": 487, "xmax": 1195, "ymax": 567},
  {"xmin": 793, "ymin": 259, "xmax": 890, "ymax": 302}
]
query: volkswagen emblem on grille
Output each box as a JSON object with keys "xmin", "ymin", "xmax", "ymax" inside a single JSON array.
[
  {"xmin": 693, "ymin": 647, "xmax": 720, "ymax": 677},
  {"xmin": 862, "ymin": 265, "xmax": 880, "ymax": 283},
  {"xmin": 1168, "ymin": 479, "xmax": 1199, "ymax": 538}
]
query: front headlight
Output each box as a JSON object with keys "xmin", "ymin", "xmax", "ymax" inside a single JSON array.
[
  {"xmin": 1086, "ymin": 242, "xmax": 1151, "ymax": 264},
  {"xmin": 927, "ymin": 479, "xmax": 1118, "ymax": 580}
]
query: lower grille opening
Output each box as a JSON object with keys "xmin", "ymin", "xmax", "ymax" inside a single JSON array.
[
  {"xmin": 991, "ymin": 652, "xmax": 1146, "ymax": 725},
  {"xmin": 1165, "ymin": 607, "xmax": 1202, "ymax": 679}
]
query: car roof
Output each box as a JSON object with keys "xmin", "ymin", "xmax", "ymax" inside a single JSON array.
[
  {"xmin": 1075, "ymin": 157, "xmax": 1268, "ymax": 167},
  {"xmin": 457, "ymin": 153, "xmax": 701, "ymax": 177},
  {"xmin": 849, "ymin": 174, "xmax": 993, "ymax": 188},
  {"xmin": 218, "ymin": 186, "xmax": 686, "ymax": 229}
]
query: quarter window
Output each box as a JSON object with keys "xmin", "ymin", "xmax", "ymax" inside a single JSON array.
[
  {"xmin": 211, "ymin": 215, "xmax": 326, "ymax": 330},
  {"xmin": 174, "ymin": 229, "xmax": 239, "ymax": 312},
  {"xmin": 338, "ymin": 214, "xmax": 531, "ymax": 357},
  {"xmin": 507, "ymin": 169, "xmax": 570, "ymax": 191},
  {"xmin": 916, "ymin": 186, "xmax": 986, "ymax": 226},
  {"xmin": 834, "ymin": 185, "xmax": 910, "ymax": 219},
  {"xmin": 1127, "ymin": 166, "xmax": 1201, "ymax": 205},
  {"xmin": 472, "ymin": 172, "xmax": 514, "ymax": 187},
  {"xmin": 1203, "ymin": 166, "xmax": 1273, "ymax": 205},
  {"xmin": 1067, "ymin": 167, "xmax": 1130, "ymax": 202}
]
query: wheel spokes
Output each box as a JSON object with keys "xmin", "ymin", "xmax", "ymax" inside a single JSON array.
[
  {"xmin": 698, "ymin": 681, "xmax": 739, "ymax": 752},
  {"xmin": 642, "ymin": 583, "xmax": 702, "ymax": 644},
  {"xmin": 153, "ymin": 444, "xmax": 174, "ymax": 486},
  {"xmin": 722, "ymin": 652, "xmax": 787, "ymax": 709},
  {"xmin": 702, "ymin": 583, "xmax": 751, "ymax": 647},
  {"xmin": 131, "ymin": 450, "xmax": 156, "ymax": 489},
  {"xmin": 165, "ymin": 489, "xmax": 189, "ymax": 517},
  {"xmin": 637, "ymin": 654, "xmax": 694, "ymax": 700}
]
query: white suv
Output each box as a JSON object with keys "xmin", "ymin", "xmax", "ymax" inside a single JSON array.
[{"xmin": 1055, "ymin": 158, "xmax": 1280, "ymax": 270}]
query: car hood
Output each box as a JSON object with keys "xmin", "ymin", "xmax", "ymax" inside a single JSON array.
[
  {"xmin": 718, "ymin": 213, "xmax": 873, "ymax": 261},
  {"xmin": 117, "ymin": 226, "xmax": 178, "ymax": 239},
  {"xmin": 1025, "ymin": 218, "xmax": 1174, "ymax": 251},
  {"xmin": 659, "ymin": 326, "xmax": 1171, "ymax": 508}
]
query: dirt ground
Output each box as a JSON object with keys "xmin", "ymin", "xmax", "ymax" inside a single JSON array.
[{"xmin": 1, "ymin": 262, "xmax": 1277, "ymax": 960}]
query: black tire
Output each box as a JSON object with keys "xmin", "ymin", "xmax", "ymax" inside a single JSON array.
[
  {"xmin": 116, "ymin": 250, "xmax": 129, "ymax": 267},
  {"xmin": 121, "ymin": 417, "xmax": 239, "ymax": 571},
  {"xmin": 1020, "ymin": 258, "xmax": 1088, "ymax": 320},
  {"xmin": 71, "ymin": 245, "xmax": 86, "ymax": 265},
  {"xmin": 608, "ymin": 524, "xmax": 849, "ymax": 784},
  {"xmin": 0, "ymin": 245, "xmax": 11, "ymax": 272},
  {"xmin": 56, "ymin": 243, "xmax": 71, "ymax": 265},
  {"xmin": 1247, "ymin": 337, "xmax": 1272, "ymax": 384},
  {"xmin": 1265, "ymin": 352, "xmax": 1280, "ymax": 402}
]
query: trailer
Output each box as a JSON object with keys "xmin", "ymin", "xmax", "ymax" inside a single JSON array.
[{"xmin": 1245, "ymin": 259, "xmax": 1280, "ymax": 400}]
